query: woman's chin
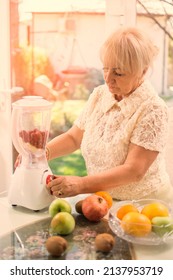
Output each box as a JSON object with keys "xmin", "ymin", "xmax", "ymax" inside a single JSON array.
[{"xmin": 109, "ymin": 87, "xmax": 116, "ymax": 93}]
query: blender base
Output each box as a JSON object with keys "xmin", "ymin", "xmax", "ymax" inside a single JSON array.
[{"xmin": 8, "ymin": 166, "xmax": 54, "ymax": 211}]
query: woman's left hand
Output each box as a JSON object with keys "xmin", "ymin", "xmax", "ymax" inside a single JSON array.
[{"xmin": 46, "ymin": 175, "xmax": 84, "ymax": 198}]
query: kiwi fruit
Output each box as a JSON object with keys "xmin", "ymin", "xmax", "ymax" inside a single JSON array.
[
  {"xmin": 46, "ymin": 236, "xmax": 68, "ymax": 257},
  {"xmin": 75, "ymin": 200, "xmax": 84, "ymax": 214},
  {"xmin": 95, "ymin": 233, "xmax": 115, "ymax": 253}
]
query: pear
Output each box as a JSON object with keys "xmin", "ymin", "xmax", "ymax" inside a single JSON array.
[{"xmin": 152, "ymin": 216, "xmax": 173, "ymax": 237}]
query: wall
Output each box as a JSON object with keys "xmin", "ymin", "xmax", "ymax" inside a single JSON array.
[
  {"xmin": 28, "ymin": 13, "xmax": 105, "ymax": 71},
  {"xmin": 20, "ymin": 12, "xmax": 168, "ymax": 95},
  {"xmin": 105, "ymin": 0, "xmax": 136, "ymax": 36},
  {"xmin": 137, "ymin": 16, "xmax": 168, "ymax": 95}
]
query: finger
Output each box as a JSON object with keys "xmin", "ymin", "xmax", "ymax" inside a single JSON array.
[
  {"xmin": 53, "ymin": 189, "xmax": 64, "ymax": 198},
  {"xmin": 14, "ymin": 155, "xmax": 22, "ymax": 168},
  {"xmin": 50, "ymin": 184, "xmax": 61, "ymax": 193},
  {"xmin": 49, "ymin": 176, "xmax": 64, "ymax": 187},
  {"xmin": 46, "ymin": 185, "xmax": 53, "ymax": 195}
]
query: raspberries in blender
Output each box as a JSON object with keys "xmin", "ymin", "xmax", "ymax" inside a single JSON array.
[{"xmin": 19, "ymin": 129, "xmax": 48, "ymax": 149}]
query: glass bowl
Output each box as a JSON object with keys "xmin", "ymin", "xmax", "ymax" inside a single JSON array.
[{"xmin": 108, "ymin": 199, "xmax": 173, "ymax": 245}]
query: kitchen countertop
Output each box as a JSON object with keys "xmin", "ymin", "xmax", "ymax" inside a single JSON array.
[{"xmin": 0, "ymin": 193, "xmax": 173, "ymax": 260}]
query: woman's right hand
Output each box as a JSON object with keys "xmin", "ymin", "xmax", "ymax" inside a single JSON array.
[{"xmin": 14, "ymin": 154, "xmax": 22, "ymax": 169}]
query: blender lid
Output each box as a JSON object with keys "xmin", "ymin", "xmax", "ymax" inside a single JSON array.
[{"xmin": 12, "ymin": 96, "xmax": 53, "ymax": 109}]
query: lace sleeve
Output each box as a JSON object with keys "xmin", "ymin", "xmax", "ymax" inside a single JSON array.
[{"xmin": 131, "ymin": 103, "xmax": 169, "ymax": 152}]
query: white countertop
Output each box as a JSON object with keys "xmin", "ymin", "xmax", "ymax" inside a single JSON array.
[{"xmin": 1, "ymin": 193, "xmax": 173, "ymax": 260}]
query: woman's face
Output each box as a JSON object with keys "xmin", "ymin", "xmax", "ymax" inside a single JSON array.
[{"xmin": 103, "ymin": 67, "xmax": 143, "ymax": 98}]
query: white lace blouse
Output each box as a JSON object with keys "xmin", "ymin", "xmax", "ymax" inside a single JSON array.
[{"xmin": 74, "ymin": 80, "xmax": 173, "ymax": 202}]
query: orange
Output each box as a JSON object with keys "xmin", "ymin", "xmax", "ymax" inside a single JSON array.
[
  {"xmin": 116, "ymin": 204, "xmax": 139, "ymax": 220},
  {"xmin": 121, "ymin": 212, "xmax": 152, "ymax": 237},
  {"xmin": 141, "ymin": 202, "xmax": 169, "ymax": 220},
  {"xmin": 95, "ymin": 191, "xmax": 113, "ymax": 209}
]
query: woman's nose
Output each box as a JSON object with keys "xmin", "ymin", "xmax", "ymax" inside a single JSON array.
[{"xmin": 105, "ymin": 71, "xmax": 114, "ymax": 83}]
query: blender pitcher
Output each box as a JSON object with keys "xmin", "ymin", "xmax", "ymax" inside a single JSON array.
[{"xmin": 8, "ymin": 96, "xmax": 54, "ymax": 211}]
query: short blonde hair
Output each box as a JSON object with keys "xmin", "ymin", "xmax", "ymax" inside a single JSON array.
[{"xmin": 100, "ymin": 27, "xmax": 159, "ymax": 76}]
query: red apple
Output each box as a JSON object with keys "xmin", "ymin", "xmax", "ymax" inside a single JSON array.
[
  {"xmin": 82, "ymin": 194, "xmax": 108, "ymax": 222},
  {"xmin": 46, "ymin": 174, "xmax": 56, "ymax": 185}
]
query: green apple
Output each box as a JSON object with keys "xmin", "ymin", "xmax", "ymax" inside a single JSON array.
[
  {"xmin": 152, "ymin": 216, "xmax": 173, "ymax": 236},
  {"xmin": 50, "ymin": 212, "xmax": 75, "ymax": 235},
  {"xmin": 49, "ymin": 198, "xmax": 72, "ymax": 218}
]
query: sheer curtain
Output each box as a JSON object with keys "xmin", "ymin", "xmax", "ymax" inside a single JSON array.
[{"xmin": 0, "ymin": 0, "xmax": 13, "ymax": 193}]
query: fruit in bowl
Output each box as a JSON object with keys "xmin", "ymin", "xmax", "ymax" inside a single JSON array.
[
  {"xmin": 109, "ymin": 199, "xmax": 173, "ymax": 245},
  {"xmin": 151, "ymin": 216, "xmax": 173, "ymax": 237},
  {"xmin": 118, "ymin": 200, "xmax": 171, "ymax": 237},
  {"xmin": 121, "ymin": 212, "xmax": 152, "ymax": 237},
  {"xmin": 141, "ymin": 202, "xmax": 169, "ymax": 220},
  {"xmin": 116, "ymin": 204, "xmax": 139, "ymax": 220}
]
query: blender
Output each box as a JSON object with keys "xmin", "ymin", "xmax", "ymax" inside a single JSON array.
[{"xmin": 8, "ymin": 96, "xmax": 54, "ymax": 211}]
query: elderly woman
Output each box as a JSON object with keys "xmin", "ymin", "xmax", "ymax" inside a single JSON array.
[{"xmin": 46, "ymin": 27, "xmax": 173, "ymax": 202}]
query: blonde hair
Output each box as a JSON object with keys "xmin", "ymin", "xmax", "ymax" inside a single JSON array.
[{"xmin": 100, "ymin": 27, "xmax": 159, "ymax": 76}]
